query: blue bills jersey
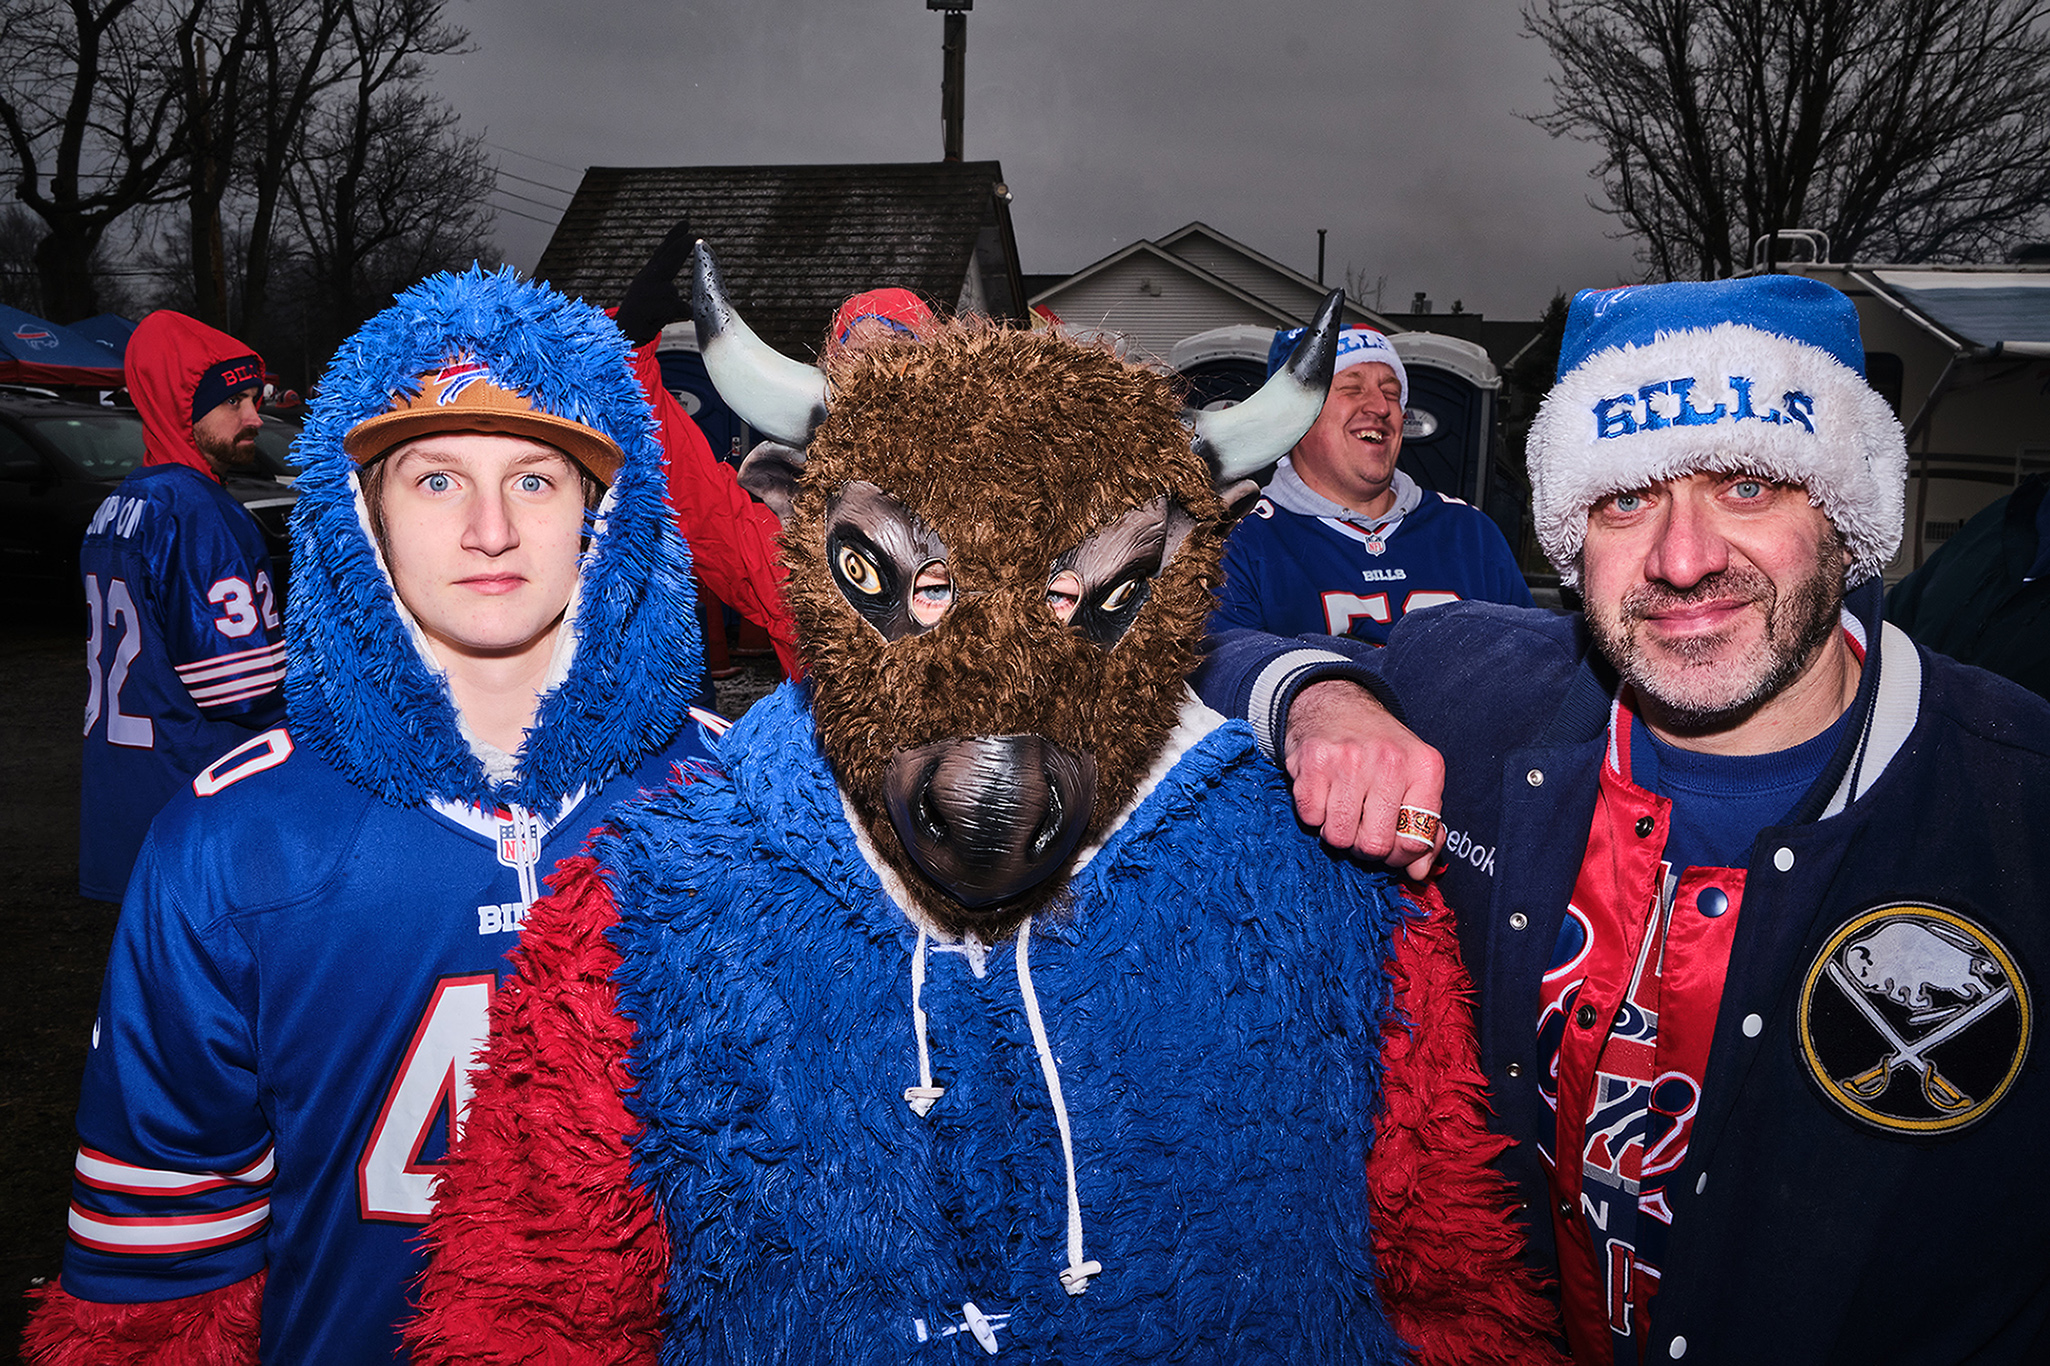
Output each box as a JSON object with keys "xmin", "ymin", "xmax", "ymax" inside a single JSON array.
[
  {"xmin": 60, "ymin": 712, "xmax": 726, "ymax": 1365},
  {"xmin": 1212, "ymin": 489, "xmax": 1532, "ymax": 645},
  {"xmin": 78, "ymin": 464, "xmax": 287, "ymax": 900}
]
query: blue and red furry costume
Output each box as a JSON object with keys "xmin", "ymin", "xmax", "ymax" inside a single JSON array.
[{"xmin": 408, "ymin": 316, "xmax": 1565, "ymax": 1365}]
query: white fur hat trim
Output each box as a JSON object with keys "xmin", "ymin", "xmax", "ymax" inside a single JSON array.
[{"xmin": 1528, "ymin": 321, "xmax": 1906, "ymax": 587}]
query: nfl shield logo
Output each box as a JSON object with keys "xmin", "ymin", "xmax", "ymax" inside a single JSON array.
[{"xmin": 496, "ymin": 809, "xmax": 542, "ymax": 871}]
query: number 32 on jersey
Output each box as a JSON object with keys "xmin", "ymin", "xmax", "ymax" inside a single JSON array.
[{"xmin": 358, "ymin": 974, "xmax": 495, "ymax": 1223}]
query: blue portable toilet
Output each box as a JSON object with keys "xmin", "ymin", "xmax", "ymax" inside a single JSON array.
[
  {"xmin": 1167, "ymin": 325, "xmax": 1274, "ymax": 410},
  {"xmin": 1387, "ymin": 333, "xmax": 1521, "ymax": 555},
  {"xmin": 653, "ymin": 322, "xmax": 750, "ymax": 468}
]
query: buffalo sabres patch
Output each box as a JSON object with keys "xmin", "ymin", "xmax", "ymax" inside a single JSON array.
[{"xmin": 1797, "ymin": 904, "xmax": 2030, "ymax": 1136}]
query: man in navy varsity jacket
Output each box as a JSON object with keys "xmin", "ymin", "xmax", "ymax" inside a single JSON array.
[
  {"xmin": 1210, "ymin": 324, "xmax": 1531, "ymax": 643},
  {"xmin": 1198, "ymin": 276, "xmax": 2050, "ymax": 1364}
]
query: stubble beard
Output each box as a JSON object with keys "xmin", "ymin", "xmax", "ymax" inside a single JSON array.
[{"xmin": 1589, "ymin": 531, "xmax": 1846, "ymax": 733}]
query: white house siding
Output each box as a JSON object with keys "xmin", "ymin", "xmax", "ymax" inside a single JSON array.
[
  {"xmin": 1034, "ymin": 258, "xmax": 1292, "ymax": 364},
  {"xmin": 1162, "ymin": 234, "xmax": 1328, "ymax": 318}
]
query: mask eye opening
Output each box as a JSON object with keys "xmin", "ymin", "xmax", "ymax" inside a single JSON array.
[
  {"xmin": 1046, "ymin": 567, "xmax": 1083, "ymax": 624},
  {"xmin": 909, "ymin": 557, "xmax": 954, "ymax": 628}
]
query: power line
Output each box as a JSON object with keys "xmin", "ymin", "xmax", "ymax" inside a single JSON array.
[
  {"xmin": 485, "ymin": 197, "xmax": 558, "ymax": 228},
  {"xmin": 496, "ymin": 167, "xmax": 576, "ymax": 199},
  {"xmin": 491, "ymin": 183, "xmax": 567, "ymax": 214},
  {"xmin": 484, "ymin": 140, "xmax": 580, "ymax": 175}
]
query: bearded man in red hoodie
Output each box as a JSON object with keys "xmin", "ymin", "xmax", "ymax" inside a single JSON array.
[{"xmin": 77, "ymin": 311, "xmax": 287, "ymax": 902}]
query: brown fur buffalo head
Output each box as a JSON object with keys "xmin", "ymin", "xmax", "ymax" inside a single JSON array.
[{"xmin": 695, "ymin": 245, "xmax": 1338, "ymax": 934}]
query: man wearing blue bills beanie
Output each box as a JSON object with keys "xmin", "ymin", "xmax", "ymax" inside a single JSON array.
[
  {"xmin": 1199, "ymin": 274, "xmax": 2050, "ymax": 1365},
  {"xmin": 1209, "ymin": 322, "xmax": 1532, "ymax": 645}
]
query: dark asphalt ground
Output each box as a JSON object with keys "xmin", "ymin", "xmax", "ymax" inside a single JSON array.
[{"xmin": 1, "ymin": 608, "xmax": 109, "ymax": 1360}]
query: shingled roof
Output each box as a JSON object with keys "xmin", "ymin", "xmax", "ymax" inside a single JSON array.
[{"xmin": 535, "ymin": 161, "xmax": 1027, "ymax": 358}]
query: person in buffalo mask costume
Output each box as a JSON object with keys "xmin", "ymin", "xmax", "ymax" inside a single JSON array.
[{"xmin": 406, "ymin": 251, "xmax": 1564, "ymax": 1366}]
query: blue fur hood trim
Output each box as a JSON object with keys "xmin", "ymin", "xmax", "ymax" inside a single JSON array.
[{"xmin": 284, "ymin": 266, "xmax": 701, "ymax": 811}]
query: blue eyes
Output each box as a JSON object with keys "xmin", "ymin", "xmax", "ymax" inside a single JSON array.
[
  {"xmin": 417, "ymin": 471, "xmax": 555, "ymax": 494},
  {"xmin": 1607, "ymin": 479, "xmax": 1769, "ymax": 515}
]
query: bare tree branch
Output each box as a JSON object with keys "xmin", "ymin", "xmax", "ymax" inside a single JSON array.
[
  {"xmin": 0, "ymin": 0, "xmax": 191, "ymax": 318},
  {"xmin": 1525, "ymin": 0, "xmax": 2050, "ymax": 278}
]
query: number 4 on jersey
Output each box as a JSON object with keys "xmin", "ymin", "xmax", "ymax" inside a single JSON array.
[{"xmin": 358, "ymin": 974, "xmax": 495, "ymax": 1223}]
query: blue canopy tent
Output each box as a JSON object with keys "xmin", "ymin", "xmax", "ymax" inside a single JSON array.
[
  {"xmin": 0, "ymin": 304, "xmax": 125, "ymax": 386},
  {"xmin": 67, "ymin": 313, "xmax": 137, "ymax": 360}
]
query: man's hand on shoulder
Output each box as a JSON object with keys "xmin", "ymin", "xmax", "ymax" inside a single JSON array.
[{"xmin": 1284, "ymin": 679, "xmax": 1445, "ymax": 879}]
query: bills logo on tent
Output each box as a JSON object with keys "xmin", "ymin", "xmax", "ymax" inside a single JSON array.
[
  {"xmin": 13, "ymin": 322, "xmax": 58, "ymax": 351},
  {"xmin": 429, "ymin": 357, "xmax": 494, "ymax": 405}
]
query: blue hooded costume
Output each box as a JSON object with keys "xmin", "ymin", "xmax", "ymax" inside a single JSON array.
[{"xmin": 28, "ymin": 268, "xmax": 719, "ymax": 1365}]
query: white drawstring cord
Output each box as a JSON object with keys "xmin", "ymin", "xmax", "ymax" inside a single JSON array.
[
  {"xmin": 904, "ymin": 927, "xmax": 945, "ymax": 1117},
  {"xmin": 508, "ymin": 804, "xmax": 542, "ymax": 907},
  {"xmin": 1015, "ymin": 919, "xmax": 1103, "ymax": 1296}
]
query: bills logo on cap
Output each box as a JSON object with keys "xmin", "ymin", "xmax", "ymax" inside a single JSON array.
[
  {"xmin": 1797, "ymin": 903, "xmax": 2030, "ymax": 1136},
  {"xmin": 13, "ymin": 322, "xmax": 57, "ymax": 351},
  {"xmin": 1333, "ymin": 329, "xmax": 1397, "ymax": 365},
  {"xmin": 429, "ymin": 357, "xmax": 494, "ymax": 406}
]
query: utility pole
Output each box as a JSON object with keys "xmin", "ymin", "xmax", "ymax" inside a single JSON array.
[
  {"xmin": 189, "ymin": 37, "xmax": 229, "ymax": 327},
  {"xmin": 929, "ymin": 0, "xmax": 971, "ymax": 161}
]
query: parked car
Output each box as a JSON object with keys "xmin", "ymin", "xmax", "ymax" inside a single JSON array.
[
  {"xmin": 0, "ymin": 388, "xmax": 298, "ymax": 609},
  {"xmin": 254, "ymin": 413, "xmax": 303, "ymax": 479}
]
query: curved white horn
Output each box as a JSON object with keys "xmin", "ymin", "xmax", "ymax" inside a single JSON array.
[
  {"xmin": 1188, "ymin": 289, "xmax": 1345, "ymax": 484},
  {"xmin": 691, "ymin": 242, "xmax": 830, "ymax": 447}
]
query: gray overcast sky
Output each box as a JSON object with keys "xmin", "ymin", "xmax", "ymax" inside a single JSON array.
[{"xmin": 430, "ymin": 0, "xmax": 1643, "ymax": 320}]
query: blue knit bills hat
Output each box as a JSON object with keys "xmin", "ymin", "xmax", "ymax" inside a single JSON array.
[
  {"xmin": 1527, "ymin": 275, "xmax": 1905, "ymax": 587},
  {"xmin": 1267, "ymin": 324, "xmax": 1407, "ymax": 407}
]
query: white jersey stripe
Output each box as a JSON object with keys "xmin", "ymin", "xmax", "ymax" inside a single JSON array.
[
  {"xmin": 179, "ymin": 659, "xmax": 287, "ymax": 692},
  {"xmin": 688, "ymin": 706, "xmax": 732, "ymax": 737},
  {"xmin": 173, "ymin": 639, "xmax": 286, "ymax": 671},
  {"xmin": 175, "ymin": 643, "xmax": 287, "ymax": 684},
  {"xmin": 68, "ymin": 1197, "xmax": 270, "ymax": 1255},
  {"xmin": 75, "ymin": 1145, "xmax": 275, "ymax": 1197},
  {"xmin": 189, "ymin": 673, "xmax": 286, "ymax": 707},
  {"xmin": 180, "ymin": 675, "xmax": 286, "ymax": 701}
]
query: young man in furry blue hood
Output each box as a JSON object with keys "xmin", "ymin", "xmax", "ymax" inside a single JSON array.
[
  {"xmin": 405, "ymin": 258, "xmax": 1566, "ymax": 1365},
  {"xmin": 24, "ymin": 269, "xmax": 724, "ymax": 1365}
]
